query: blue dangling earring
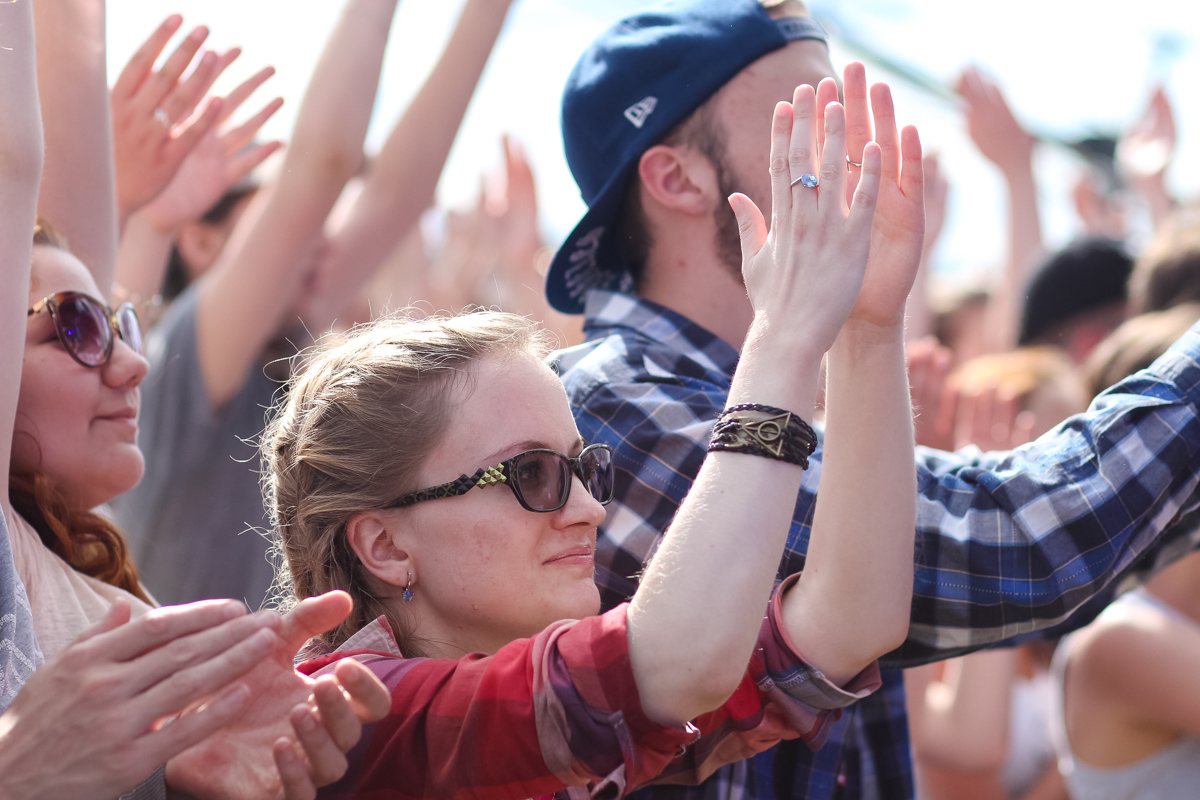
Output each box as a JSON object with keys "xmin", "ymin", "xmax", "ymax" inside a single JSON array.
[{"xmin": 403, "ymin": 572, "xmax": 414, "ymax": 603}]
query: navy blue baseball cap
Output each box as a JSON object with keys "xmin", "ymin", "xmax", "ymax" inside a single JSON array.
[{"xmin": 546, "ymin": 0, "xmax": 828, "ymax": 314}]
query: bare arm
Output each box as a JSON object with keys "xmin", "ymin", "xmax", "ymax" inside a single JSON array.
[
  {"xmin": 0, "ymin": 0, "xmax": 44, "ymax": 529},
  {"xmin": 32, "ymin": 0, "xmax": 117, "ymax": 296},
  {"xmin": 196, "ymin": 0, "xmax": 398, "ymax": 410},
  {"xmin": 627, "ymin": 91, "xmax": 886, "ymax": 725},
  {"xmin": 905, "ymin": 652, "xmax": 1017, "ymax": 770},
  {"xmin": 956, "ymin": 67, "xmax": 1043, "ymax": 353},
  {"xmin": 303, "ymin": 0, "xmax": 514, "ymax": 331}
]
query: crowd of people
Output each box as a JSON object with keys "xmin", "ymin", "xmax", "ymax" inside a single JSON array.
[{"xmin": 2, "ymin": 0, "xmax": 1200, "ymax": 798}]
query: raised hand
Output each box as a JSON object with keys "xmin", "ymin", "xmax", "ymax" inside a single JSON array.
[
  {"xmin": 953, "ymin": 66, "xmax": 1033, "ymax": 176},
  {"xmin": 907, "ymin": 336, "xmax": 955, "ymax": 450},
  {"xmin": 166, "ymin": 592, "xmax": 391, "ymax": 800},
  {"xmin": 840, "ymin": 63, "xmax": 925, "ymax": 332},
  {"xmin": 728, "ymin": 86, "xmax": 882, "ymax": 361},
  {"xmin": 141, "ymin": 68, "xmax": 283, "ymax": 234},
  {"xmin": 111, "ymin": 15, "xmax": 239, "ymax": 222},
  {"xmin": 1118, "ymin": 86, "xmax": 1176, "ymax": 179},
  {"xmin": 952, "ymin": 385, "xmax": 1035, "ymax": 452}
]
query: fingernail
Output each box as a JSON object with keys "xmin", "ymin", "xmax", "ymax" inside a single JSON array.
[
  {"xmin": 300, "ymin": 709, "xmax": 319, "ymax": 731},
  {"xmin": 249, "ymin": 628, "xmax": 276, "ymax": 651},
  {"xmin": 253, "ymin": 609, "xmax": 283, "ymax": 629}
]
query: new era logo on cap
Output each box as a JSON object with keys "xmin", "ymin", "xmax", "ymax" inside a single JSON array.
[{"xmin": 623, "ymin": 96, "xmax": 658, "ymax": 129}]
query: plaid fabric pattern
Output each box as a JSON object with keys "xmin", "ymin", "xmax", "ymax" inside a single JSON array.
[
  {"xmin": 306, "ymin": 580, "xmax": 878, "ymax": 800},
  {"xmin": 551, "ymin": 289, "xmax": 1200, "ymax": 800}
]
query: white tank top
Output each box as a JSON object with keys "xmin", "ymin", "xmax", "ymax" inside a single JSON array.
[{"xmin": 1050, "ymin": 590, "xmax": 1200, "ymax": 800}]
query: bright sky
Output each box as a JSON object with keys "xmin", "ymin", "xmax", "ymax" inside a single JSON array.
[{"xmin": 106, "ymin": 0, "xmax": 1200, "ymax": 291}]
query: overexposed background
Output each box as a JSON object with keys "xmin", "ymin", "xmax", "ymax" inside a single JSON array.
[{"xmin": 106, "ymin": 0, "xmax": 1200, "ymax": 291}]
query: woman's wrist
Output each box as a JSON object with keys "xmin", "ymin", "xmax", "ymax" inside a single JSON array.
[{"xmin": 729, "ymin": 326, "xmax": 823, "ymax": 420}]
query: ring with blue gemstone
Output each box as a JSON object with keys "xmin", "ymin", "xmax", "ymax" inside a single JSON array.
[{"xmin": 790, "ymin": 173, "xmax": 819, "ymax": 189}]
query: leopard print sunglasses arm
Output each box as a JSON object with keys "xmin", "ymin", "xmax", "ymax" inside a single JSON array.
[{"xmin": 387, "ymin": 462, "xmax": 508, "ymax": 509}]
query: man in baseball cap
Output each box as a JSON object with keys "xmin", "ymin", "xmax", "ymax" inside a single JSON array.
[{"xmin": 551, "ymin": 2, "xmax": 1200, "ymax": 800}]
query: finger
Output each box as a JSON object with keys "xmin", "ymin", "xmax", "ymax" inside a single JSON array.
[
  {"xmin": 221, "ymin": 97, "xmax": 285, "ymax": 155},
  {"xmin": 164, "ymin": 96, "xmax": 225, "ymax": 163},
  {"xmin": 84, "ymin": 599, "xmax": 248, "ymax": 662},
  {"xmin": 219, "ymin": 66, "xmax": 276, "ymax": 124},
  {"xmin": 899, "ymin": 125, "xmax": 924, "ymax": 205},
  {"xmin": 312, "ymin": 675, "xmax": 363, "ymax": 752},
  {"xmin": 974, "ymin": 389, "xmax": 997, "ymax": 449},
  {"xmin": 814, "ymin": 77, "xmax": 839, "ymax": 161},
  {"xmin": 139, "ymin": 681, "xmax": 251, "ymax": 765},
  {"xmin": 225, "ymin": 141, "xmax": 283, "ymax": 186},
  {"xmin": 113, "ymin": 15, "xmax": 183, "ymax": 101},
  {"xmin": 169, "ymin": 47, "xmax": 241, "ymax": 123},
  {"xmin": 290, "ymin": 701, "xmax": 349, "ymax": 786},
  {"xmin": 1013, "ymin": 410, "xmax": 1036, "ymax": 446},
  {"xmin": 125, "ymin": 609, "xmax": 282, "ymax": 696},
  {"xmin": 789, "ymin": 84, "xmax": 819, "ymax": 217},
  {"xmin": 139, "ymin": 26, "xmax": 209, "ymax": 110},
  {"xmin": 729, "ymin": 193, "xmax": 769, "ymax": 265},
  {"xmin": 279, "ymin": 591, "xmax": 354, "ymax": 655},
  {"xmin": 869, "ymin": 83, "xmax": 901, "ymax": 183},
  {"xmin": 846, "ymin": 141, "xmax": 882, "ymax": 238},
  {"xmin": 160, "ymin": 49, "xmax": 219, "ymax": 122},
  {"xmin": 767, "ymin": 101, "xmax": 794, "ymax": 235},
  {"xmin": 843, "ymin": 62, "xmax": 872, "ymax": 178},
  {"xmin": 275, "ymin": 737, "xmax": 318, "ymax": 800},
  {"xmin": 72, "ymin": 600, "xmax": 134, "ymax": 645},
  {"xmin": 995, "ymin": 392, "xmax": 1019, "ymax": 447},
  {"xmin": 130, "ymin": 626, "xmax": 279, "ymax": 728},
  {"xmin": 818, "ymin": 102, "xmax": 847, "ymax": 216},
  {"xmin": 335, "ymin": 659, "xmax": 392, "ymax": 722}
]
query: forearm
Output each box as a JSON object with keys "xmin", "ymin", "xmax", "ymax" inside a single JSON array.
[
  {"xmin": 0, "ymin": 0, "xmax": 43, "ymax": 490},
  {"xmin": 628, "ymin": 336, "xmax": 823, "ymax": 725},
  {"xmin": 32, "ymin": 0, "xmax": 118, "ymax": 296},
  {"xmin": 984, "ymin": 163, "xmax": 1043, "ymax": 352},
  {"xmin": 196, "ymin": 0, "xmax": 398, "ymax": 409},
  {"xmin": 114, "ymin": 210, "xmax": 176, "ymax": 304},
  {"xmin": 783, "ymin": 322, "xmax": 914, "ymax": 686},
  {"xmin": 308, "ymin": 0, "xmax": 511, "ymax": 328},
  {"xmin": 907, "ymin": 650, "xmax": 1016, "ymax": 769}
]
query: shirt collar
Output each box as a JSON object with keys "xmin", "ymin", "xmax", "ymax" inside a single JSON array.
[{"xmin": 582, "ymin": 289, "xmax": 740, "ymax": 378}]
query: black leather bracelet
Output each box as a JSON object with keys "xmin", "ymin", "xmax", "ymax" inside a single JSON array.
[{"xmin": 707, "ymin": 403, "xmax": 817, "ymax": 469}]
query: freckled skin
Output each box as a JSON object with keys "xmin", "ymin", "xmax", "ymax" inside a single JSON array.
[{"xmin": 389, "ymin": 353, "xmax": 607, "ymax": 656}]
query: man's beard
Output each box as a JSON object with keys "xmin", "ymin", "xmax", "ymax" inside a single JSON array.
[{"xmin": 711, "ymin": 157, "xmax": 747, "ymax": 284}]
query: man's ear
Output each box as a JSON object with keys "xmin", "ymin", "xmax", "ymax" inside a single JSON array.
[
  {"xmin": 638, "ymin": 144, "xmax": 720, "ymax": 217},
  {"xmin": 345, "ymin": 510, "xmax": 413, "ymax": 589}
]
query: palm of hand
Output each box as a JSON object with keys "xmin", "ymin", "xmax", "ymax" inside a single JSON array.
[
  {"xmin": 146, "ymin": 132, "xmax": 230, "ymax": 229},
  {"xmin": 851, "ymin": 175, "xmax": 924, "ymax": 330},
  {"xmin": 165, "ymin": 645, "xmax": 312, "ymax": 800}
]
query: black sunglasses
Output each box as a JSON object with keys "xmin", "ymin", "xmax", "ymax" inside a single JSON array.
[
  {"xmin": 27, "ymin": 291, "xmax": 143, "ymax": 368},
  {"xmin": 389, "ymin": 443, "xmax": 615, "ymax": 513}
]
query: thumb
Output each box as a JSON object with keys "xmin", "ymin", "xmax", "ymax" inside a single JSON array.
[
  {"xmin": 728, "ymin": 193, "xmax": 768, "ymax": 265},
  {"xmin": 281, "ymin": 591, "xmax": 354, "ymax": 655}
]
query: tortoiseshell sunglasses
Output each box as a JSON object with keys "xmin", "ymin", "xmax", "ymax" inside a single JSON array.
[
  {"xmin": 388, "ymin": 443, "xmax": 615, "ymax": 513},
  {"xmin": 27, "ymin": 291, "xmax": 143, "ymax": 368}
]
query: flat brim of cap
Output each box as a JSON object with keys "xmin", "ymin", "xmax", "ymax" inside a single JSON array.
[{"xmin": 545, "ymin": 164, "xmax": 639, "ymax": 315}]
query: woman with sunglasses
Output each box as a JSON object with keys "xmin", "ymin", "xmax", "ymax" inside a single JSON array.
[
  {"xmin": 261, "ymin": 90, "xmax": 920, "ymax": 798},
  {"xmin": 0, "ymin": 3, "xmax": 388, "ymax": 796}
]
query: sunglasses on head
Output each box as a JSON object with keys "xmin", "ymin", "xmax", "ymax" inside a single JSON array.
[
  {"xmin": 389, "ymin": 443, "xmax": 615, "ymax": 513},
  {"xmin": 27, "ymin": 291, "xmax": 143, "ymax": 368}
]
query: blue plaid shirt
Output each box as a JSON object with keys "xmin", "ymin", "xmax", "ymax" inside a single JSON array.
[{"xmin": 551, "ymin": 290, "xmax": 1200, "ymax": 800}]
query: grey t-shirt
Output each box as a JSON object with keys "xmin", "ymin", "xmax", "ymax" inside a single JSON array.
[
  {"xmin": 111, "ymin": 286, "xmax": 286, "ymax": 609},
  {"xmin": 0, "ymin": 511, "xmax": 42, "ymax": 712}
]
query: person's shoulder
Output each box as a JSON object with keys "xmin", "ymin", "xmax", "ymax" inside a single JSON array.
[{"xmin": 1068, "ymin": 594, "xmax": 1196, "ymax": 690}]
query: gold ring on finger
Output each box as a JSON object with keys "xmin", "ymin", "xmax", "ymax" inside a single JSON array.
[{"xmin": 846, "ymin": 155, "xmax": 863, "ymax": 169}]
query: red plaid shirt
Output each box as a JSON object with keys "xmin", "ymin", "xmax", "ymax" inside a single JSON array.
[{"xmin": 302, "ymin": 577, "xmax": 881, "ymax": 800}]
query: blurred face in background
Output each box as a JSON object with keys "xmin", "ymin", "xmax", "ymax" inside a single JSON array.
[{"xmin": 15, "ymin": 247, "xmax": 150, "ymax": 510}]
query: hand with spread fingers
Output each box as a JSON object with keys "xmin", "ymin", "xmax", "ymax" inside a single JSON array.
[
  {"xmin": 727, "ymin": 85, "xmax": 883, "ymax": 364},
  {"xmin": 839, "ymin": 63, "xmax": 926, "ymax": 333},
  {"xmin": 141, "ymin": 68, "xmax": 283, "ymax": 236},
  {"xmin": 165, "ymin": 592, "xmax": 391, "ymax": 800},
  {"xmin": 111, "ymin": 15, "xmax": 240, "ymax": 224}
]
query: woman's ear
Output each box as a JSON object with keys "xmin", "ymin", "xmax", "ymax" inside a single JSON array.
[{"xmin": 345, "ymin": 511, "xmax": 413, "ymax": 588}]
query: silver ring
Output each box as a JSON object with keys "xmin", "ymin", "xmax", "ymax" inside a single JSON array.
[
  {"xmin": 846, "ymin": 155, "xmax": 863, "ymax": 169},
  {"xmin": 790, "ymin": 173, "xmax": 819, "ymax": 189},
  {"xmin": 153, "ymin": 108, "xmax": 171, "ymax": 128}
]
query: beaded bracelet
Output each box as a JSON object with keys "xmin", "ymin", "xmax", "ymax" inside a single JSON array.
[{"xmin": 707, "ymin": 403, "xmax": 817, "ymax": 469}]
